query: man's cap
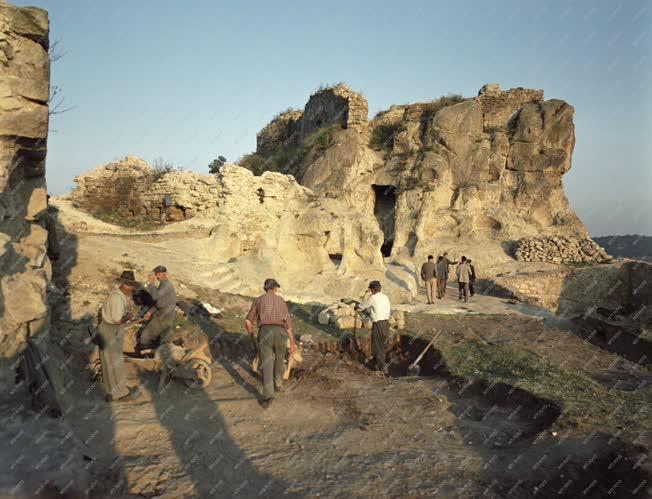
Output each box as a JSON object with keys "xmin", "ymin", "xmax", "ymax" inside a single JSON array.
[
  {"xmin": 264, "ymin": 278, "xmax": 281, "ymax": 291},
  {"xmin": 117, "ymin": 270, "xmax": 138, "ymax": 286},
  {"xmin": 153, "ymin": 265, "xmax": 167, "ymax": 273},
  {"xmin": 368, "ymin": 280, "xmax": 381, "ymax": 290}
]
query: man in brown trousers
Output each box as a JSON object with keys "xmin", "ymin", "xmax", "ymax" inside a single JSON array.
[
  {"xmin": 420, "ymin": 255, "xmax": 437, "ymax": 304},
  {"xmin": 245, "ymin": 278, "xmax": 297, "ymax": 408}
]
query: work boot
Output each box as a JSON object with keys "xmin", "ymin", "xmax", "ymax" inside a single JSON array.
[
  {"xmin": 108, "ymin": 386, "xmax": 142, "ymax": 403},
  {"xmin": 274, "ymin": 384, "xmax": 283, "ymax": 393},
  {"xmin": 260, "ymin": 398, "xmax": 273, "ymax": 409}
]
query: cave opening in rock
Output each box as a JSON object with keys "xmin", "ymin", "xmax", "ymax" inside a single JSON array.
[
  {"xmin": 329, "ymin": 253, "xmax": 342, "ymax": 267},
  {"xmin": 372, "ymin": 184, "xmax": 397, "ymax": 257}
]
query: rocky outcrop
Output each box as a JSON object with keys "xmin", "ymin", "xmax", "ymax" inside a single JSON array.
[
  {"xmin": 210, "ymin": 164, "xmax": 384, "ymax": 275},
  {"xmin": 558, "ymin": 260, "xmax": 652, "ymax": 323},
  {"xmin": 515, "ymin": 236, "xmax": 611, "ymax": 264},
  {"xmin": 71, "ymin": 83, "xmax": 601, "ymax": 310},
  {"xmin": 0, "ymin": 0, "xmax": 50, "ymax": 367},
  {"xmin": 243, "ymin": 83, "xmax": 587, "ymax": 282}
]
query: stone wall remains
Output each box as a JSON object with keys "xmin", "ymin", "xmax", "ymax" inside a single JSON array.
[
  {"xmin": 71, "ymin": 156, "xmax": 220, "ymax": 221},
  {"xmin": 299, "ymin": 84, "xmax": 368, "ymax": 142},
  {"xmin": 0, "ymin": 1, "xmax": 51, "ymax": 366},
  {"xmin": 256, "ymin": 109, "xmax": 302, "ymax": 156}
]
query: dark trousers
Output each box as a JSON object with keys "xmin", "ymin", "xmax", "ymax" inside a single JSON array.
[
  {"xmin": 436, "ymin": 278, "xmax": 447, "ymax": 298},
  {"xmin": 371, "ymin": 320, "xmax": 389, "ymax": 371},
  {"xmin": 139, "ymin": 306, "xmax": 175, "ymax": 349},
  {"xmin": 458, "ymin": 282, "xmax": 469, "ymax": 301},
  {"xmin": 258, "ymin": 325, "xmax": 287, "ymax": 400},
  {"xmin": 469, "ymin": 280, "xmax": 475, "ymax": 297}
]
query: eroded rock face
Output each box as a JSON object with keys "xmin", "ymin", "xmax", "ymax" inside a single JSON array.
[
  {"xmin": 246, "ymin": 83, "xmax": 587, "ymax": 279},
  {"xmin": 0, "ymin": 0, "xmax": 50, "ymax": 362}
]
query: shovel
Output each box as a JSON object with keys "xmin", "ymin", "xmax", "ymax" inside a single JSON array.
[{"xmin": 407, "ymin": 335, "xmax": 438, "ymax": 376}]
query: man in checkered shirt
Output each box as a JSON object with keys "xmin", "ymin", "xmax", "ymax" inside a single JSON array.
[{"xmin": 245, "ymin": 278, "xmax": 297, "ymax": 408}]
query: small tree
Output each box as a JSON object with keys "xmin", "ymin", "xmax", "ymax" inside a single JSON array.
[{"xmin": 208, "ymin": 156, "xmax": 227, "ymax": 174}]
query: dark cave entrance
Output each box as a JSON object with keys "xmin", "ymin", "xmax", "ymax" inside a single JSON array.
[{"xmin": 372, "ymin": 184, "xmax": 397, "ymax": 257}]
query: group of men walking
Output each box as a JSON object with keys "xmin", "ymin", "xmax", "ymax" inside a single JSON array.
[
  {"xmin": 420, "ymin": 253, "xmax": 476, "ymax": 303},
  {"xmin": 96, "ymin": 266, "xmax": 177, "ymax": 402}
]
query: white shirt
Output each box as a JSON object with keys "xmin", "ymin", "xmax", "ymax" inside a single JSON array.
[
  {"xmin": 359, "ymin": 292, "xmax": 391, "ymax": 322},
  {"xmin": 101, "ymin": 286, "xmax": 127, "ymax": 324}
]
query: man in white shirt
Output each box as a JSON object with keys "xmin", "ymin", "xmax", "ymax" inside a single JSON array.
[{"xmin": 356, "ymin": 280, "xmax": 391, "ymax": 375}]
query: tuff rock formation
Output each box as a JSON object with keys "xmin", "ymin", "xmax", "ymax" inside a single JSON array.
[
  {"xmin": 71, "ymin": 83, "xmax": 607, "ymax": 308},
  {"xmin": 247, "ymin": 83, "xmax": 586, "ymax": 263}
]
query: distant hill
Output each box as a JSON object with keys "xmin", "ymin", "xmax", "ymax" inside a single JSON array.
[{"xmin": 593, "ymin": 235, "xmax": 652, "ymax": 261}]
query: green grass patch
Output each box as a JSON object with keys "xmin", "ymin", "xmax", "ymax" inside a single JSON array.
[
  {"xmin": 93, "ymin": 211, "xmax": 160, "ymax": 231},
  {"xmin": 417, "ymin": 333, "xmax": 651, "ymax": 432},
  {"xmin": 370, "ymin": 121, "xmax": 402, "ymax": 152},
  {"xmin": 239, "ymin": 124, "xmax": 342, "ymax": 176}
]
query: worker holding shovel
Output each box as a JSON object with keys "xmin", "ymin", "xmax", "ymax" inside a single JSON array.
[{"xmin": 355, "ymin": 280, "xmax": 391, "ymax": 375}]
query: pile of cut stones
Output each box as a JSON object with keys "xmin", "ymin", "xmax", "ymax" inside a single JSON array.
[{"xmin": 515, "ymin": 236, "xmax": 611, "ymax": 264}]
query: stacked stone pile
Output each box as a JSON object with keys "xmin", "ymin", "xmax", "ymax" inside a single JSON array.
[
  {"xmin": 515, "ymin": 236, "xmax": 611, "ymax": 264},
  {"xmin": 317, "ymin": 301, "xmax": 405, "ymax": 330}
]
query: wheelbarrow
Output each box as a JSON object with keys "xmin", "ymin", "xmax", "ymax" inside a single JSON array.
[{"xmin": 126, "ymin": 340, "xmax": 213, "ymax": 392}]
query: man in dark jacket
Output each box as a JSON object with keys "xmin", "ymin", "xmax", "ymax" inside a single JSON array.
[{"xmin": 138, "ymin": 265, "xmax": 177, "ymax": 351}]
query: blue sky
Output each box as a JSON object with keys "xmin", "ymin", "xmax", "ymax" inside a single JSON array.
[{"xmin": 14, "ymin": 0, "xmax": 652, "ymax": 235}]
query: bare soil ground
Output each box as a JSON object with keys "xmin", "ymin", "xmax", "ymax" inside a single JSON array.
[
  {"xmin": 18, "ymin": 210, "xmax": 649, "ymax": 498},
  {"xmin": 51, "ymin": 285, "xmax": 651, "ymax": 498}
]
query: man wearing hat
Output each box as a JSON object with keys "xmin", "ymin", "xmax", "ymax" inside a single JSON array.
[
  {"xmin": 96, "ymin": 271, "xmax": 141, "ymax": 402},
  {"xmin": 245, "ymin": 278, "xmax": 296, "ymax": 408},
  {"xmin": 138, "ymin": 265, "xmax": 177, "ymax": 351},
  {"xmin": 355, "ymin": 281, "xmax": 391, "ymax": 375}
]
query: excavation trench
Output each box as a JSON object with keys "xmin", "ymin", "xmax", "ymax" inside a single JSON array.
[{"xmin": 213, "ymin": 332, "xmax": 563, "ymax": 443}]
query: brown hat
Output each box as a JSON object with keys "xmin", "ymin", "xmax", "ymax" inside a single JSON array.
[{"xmin": 116, "ymin": 270, "xmax": 138, "ymax": 287}]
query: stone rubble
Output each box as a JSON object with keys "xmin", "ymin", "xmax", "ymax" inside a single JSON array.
[
  {"xmin": 514, "ymin": 236, "xmax": 611, "ymax": 264},
  {"xmin": 317, "ymin": 301, "xmax": 405, "ymax": 330}
]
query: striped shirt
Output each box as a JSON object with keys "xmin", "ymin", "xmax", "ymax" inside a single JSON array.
[{"xmin": 246, "ymin": 292, "xmax": 292, "ymax": 329}]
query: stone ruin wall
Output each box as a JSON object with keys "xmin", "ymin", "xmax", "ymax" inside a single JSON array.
[
  {"xmin": 70, "ymin": 156, "xmax": 220, "ymax": 221},
  {"xmin": 0, "ymin": 1, "xmax": 51, "ymax": 372},
  {"xmin": 255, "ymin": 84, "xmax": 368, "ymax": 156},
  {"xmin": 256, "ymin": 109, "xmax": 302, "ymax": 156}
]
